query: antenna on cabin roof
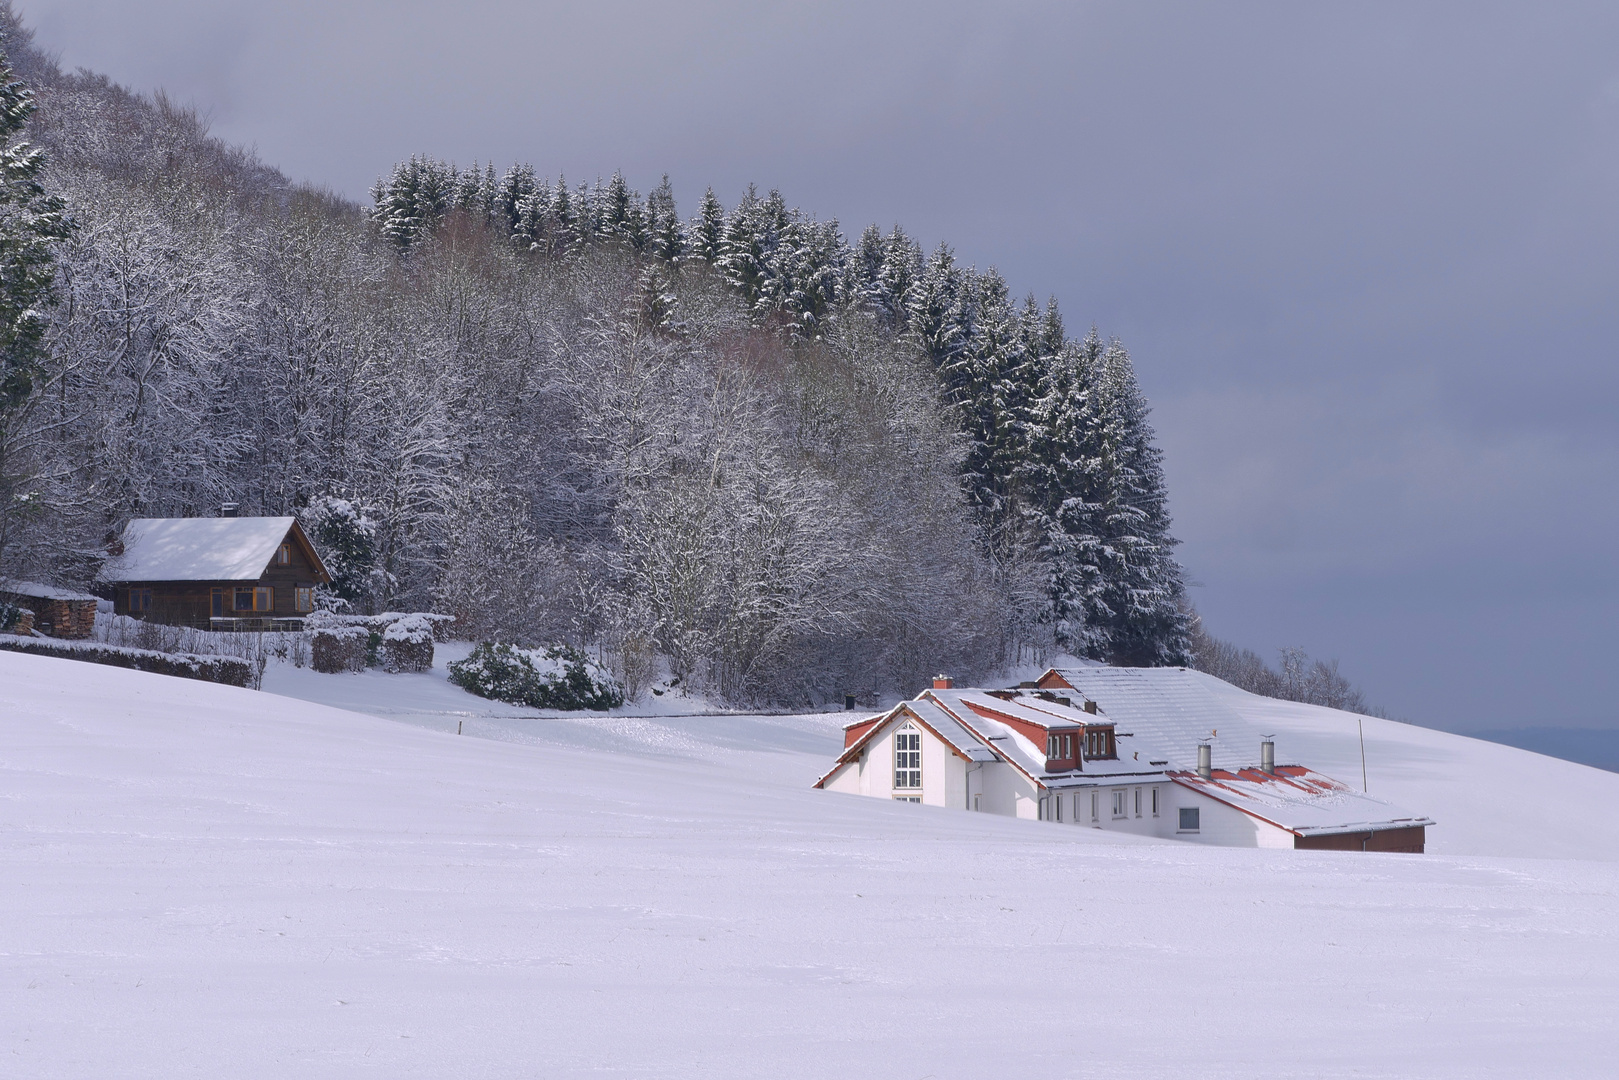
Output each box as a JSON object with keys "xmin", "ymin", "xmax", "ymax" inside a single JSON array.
[{"xmin": 219, "ymin": 503, "xmax": 239, "ymax": 518}]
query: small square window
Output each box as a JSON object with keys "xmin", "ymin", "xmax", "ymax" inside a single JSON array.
[{"xmin": 1179, "ymin": 807, "xmax": 1201, "ymax": 832}]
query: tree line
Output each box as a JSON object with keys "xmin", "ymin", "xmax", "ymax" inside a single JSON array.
[{"xmin": 0, "ymin": 7, "xmax": 1193, "ymax": 706}]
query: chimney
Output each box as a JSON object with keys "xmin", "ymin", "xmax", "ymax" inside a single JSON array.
[
  {"xmin": 932, "ymin": 674, "xmax": 954, "ymax": 690},
  {"xmin": 1197, "ymin": 743, "xmax": 1212, "ymax": 779},
  {"xmin": 1260, "ymin": 739, "xmax": 1275, "ymax": 775},
  {"xmin": 219, "ymin": 503, "xmax": 240, "ymax": 518},
  {"xmin": 1083, "ymin": 699, "xmax": 1097, "ymax": 715}
]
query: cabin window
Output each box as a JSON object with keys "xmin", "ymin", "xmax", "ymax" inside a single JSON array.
[
  {"xmin": 894, "ymin": 726, "xmax": 921, "ymax": 790},
  {"xmin": 294, "ymin": 587, "xmax": 314, "ymax": 613},
  {"xmin": 1111, "ymin": 789, "xmax": 1127, "ymax": 819},
  {"xmin": 276, "ymin": 543, "xmax": 291, "ymax": 566},
  {"xmin": 1179, "ymin": 807, "xmax": 1201, "ymax": 833},
  {"xmin": 128, "ymin": 588, "xmax": 152, "ymax": 614},
  {"xmin": 234, "ymin": 587, "xmax": 273, "ymax": 613}
]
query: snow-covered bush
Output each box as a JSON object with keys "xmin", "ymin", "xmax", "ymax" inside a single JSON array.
[
  {"xmin": 379, "ymin": 613, "xmax": 434, "ymax": 673},
  {"xmin": 305, "ymin": 611, "xmax": 454, "ymax": 671},
  {"xmin": 311, "ymin": 627, "xmax": 368, "ymax": 674},
  {"xmin": 447, "ymin": 643, "xmax": 625, "ymax": 711}
]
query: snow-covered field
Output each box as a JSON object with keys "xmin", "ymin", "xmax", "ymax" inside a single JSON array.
[{"xmin": 4, "ymin": 650, "xmax": 1617, "ymax": 1077}]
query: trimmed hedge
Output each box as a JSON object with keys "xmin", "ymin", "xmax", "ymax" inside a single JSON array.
[
  {"xmin": 311, "ymin": 627, "xmax": 368, "ymax": 674},
  {"xmin": 379, "ymin": 614, "xmax": 435, "ymax": 673},
  {"xmin": 0, "ymin": 636, "xmax": 253, "ymax": 687},
  {"xmin": 447, "ymin": 643, "xmax": 625, "ymax": 711}
]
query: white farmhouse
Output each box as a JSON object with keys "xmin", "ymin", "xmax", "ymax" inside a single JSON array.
[{"xmin": 815, "ymin": 670, "xmax": 1432, "ymax": 853}]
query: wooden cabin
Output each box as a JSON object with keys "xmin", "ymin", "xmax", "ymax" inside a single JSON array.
[{"xmin": 97, "ymin": 511, "xmax": 331, "ymax": 631}]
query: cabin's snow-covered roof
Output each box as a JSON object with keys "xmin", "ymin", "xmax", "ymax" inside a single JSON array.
[
  {"xmin": 1171, "ymin": 766, "xmax": 1435, "ymax": 837},
  {"xmin": 1043, "ymin": 666, "xmax": 1264, "ymax": 771},
  {"xmin": 100, "ymin": 517, "xmax": 298, "ymax": 583},
  {"xmin": 0, "ymin": 578, "xmax": 98, "ymax": 602}
]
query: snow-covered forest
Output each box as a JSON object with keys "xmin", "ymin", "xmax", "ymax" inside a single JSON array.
[{"xmin": 0, "ymin": 10, "xmax": 1190, "ymax": 705}]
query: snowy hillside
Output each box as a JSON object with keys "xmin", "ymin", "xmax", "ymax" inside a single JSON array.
[{"xmin": 4, "ymin": 651, "xmax": 1617, "ymax": 1078}]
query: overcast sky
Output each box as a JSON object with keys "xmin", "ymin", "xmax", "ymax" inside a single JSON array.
[{"xmin": 14, "ymin": 1, "xmax": 1619, "ymax": 734}]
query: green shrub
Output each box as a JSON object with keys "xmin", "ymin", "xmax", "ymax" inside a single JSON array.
[
  {"xmin": 0, "ymin": 601, "xmax": 24, "ymax": 633},
  {"xmin": 447, "ymin": 642, "xmax": 625, "ymax": 711}
]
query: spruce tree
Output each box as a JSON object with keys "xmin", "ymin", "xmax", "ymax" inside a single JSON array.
[
  {"xmin": 690, "ymin": 187, "xmax": 725, "ymax": 264},
  {"xmin": 0, "ymin": 45, "xmax": 67, "ymax": 415},
  {"xmin": 0, "ymin": 43, "xmax": 70, "ymax": 568}
]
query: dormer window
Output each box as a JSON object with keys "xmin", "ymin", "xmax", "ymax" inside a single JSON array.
[{"xmin": 1083, "ymin": 726, "xmax": 1117, "ymax": 760}]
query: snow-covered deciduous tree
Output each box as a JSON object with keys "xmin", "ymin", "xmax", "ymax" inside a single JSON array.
[{"xmin": 0, "ymin": 4, "xmax": 1199, "ymax": 700}]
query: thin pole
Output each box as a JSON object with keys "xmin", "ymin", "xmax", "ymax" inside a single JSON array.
[{"xmin": 1358, "ymin": 718, "xmax": 1368, "ymax": 792}]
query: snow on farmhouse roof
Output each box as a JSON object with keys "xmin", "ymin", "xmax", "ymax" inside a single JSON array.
[
  {"xmin": 99, "ymin": 517, "xmax": 305, "ymax": 583},
  {"xmin": 1171, "ymin": 766, "xmax": 1435, "ymax": 837},
  {"xmin": 1041, "ymin": 666, "xmax": 1263, "ymax": 771}
]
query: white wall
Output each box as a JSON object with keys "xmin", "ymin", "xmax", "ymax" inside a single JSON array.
[
  {"xmin": 820, "ymin": 716, "xmax": 974, "ymax": 809},
  {"xmin": 824, "ymin": 748, "xmax": 1296, "ymax": 849},
  {"xmin": 1163, "ymin": 785, "xmax": 1294, "ymax": 848}
]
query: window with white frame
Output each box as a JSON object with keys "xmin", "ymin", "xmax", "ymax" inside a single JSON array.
[
  {"xmin": 1091, "ymin": 791, "xmax": 1099, "ymax": 822},
  {"xmin": 1111, "ymin": 788, "xmax": 1127, "ymax": 818},
  {"xmin": 1179, "ymin": 806, "xmax": 1201, "ymax": 832},
  {"xmin": 894, "ymin": 795, "xmax": 920, "ymax": 803},
  {"xmin": 1151, "ymin": 787, "xmax": 1160, "ymax": 817},
  {"xmin": 1134, "ymin": 788, "xmax": 1142, "ymax": 817},
  {"xmin": 894, "ymin": 725, "xmax": 921, "ymax": 790}
]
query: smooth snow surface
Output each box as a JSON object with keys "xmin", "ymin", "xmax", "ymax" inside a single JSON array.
[
  {"xmin": 98, "ymin": 516, "xmax": 297, "ymax": 582},
  {"xmin": 4, "ymin": 652, "xmax": 1618, "ymax": 1077}
]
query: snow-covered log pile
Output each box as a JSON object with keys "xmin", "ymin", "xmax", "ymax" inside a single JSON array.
[{"xmin": 0, "ymin": 635, "xmax": 252, "ymax": 686}]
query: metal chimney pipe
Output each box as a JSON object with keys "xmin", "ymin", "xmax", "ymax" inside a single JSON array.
[
  {"xmin": 1261, "ymin": 739, "xmax": 1275, "ymax": 775},
  {"xmin": 1197, "ymin": 743, "xmax": 1212, "ymax": 779}
]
